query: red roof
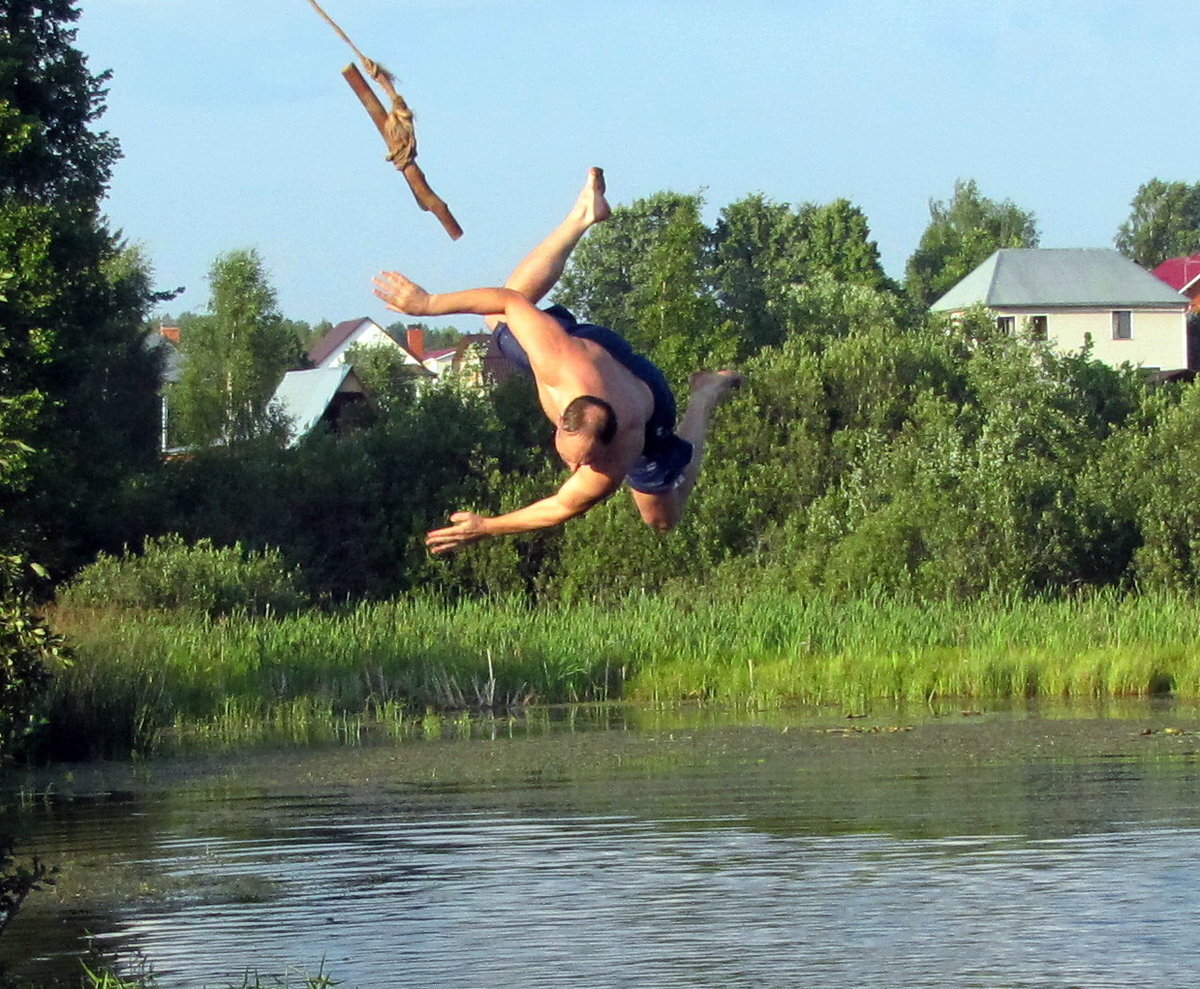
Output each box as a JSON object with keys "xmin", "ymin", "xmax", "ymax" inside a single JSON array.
[{"xmin": 1152, "ymin": 254, "xmax": 1200, "ymax": 293}]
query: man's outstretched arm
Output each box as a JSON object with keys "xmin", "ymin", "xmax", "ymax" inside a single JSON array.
[
  {"xmin": 374, "ymin": 271, "xmax": 513, "ymax": 320},
  {"xmin": 373, "ymin": 272, "xmax": 575, "ymax": 379},
  {"xmin": 425, "ymin": 468, "xmax": 619, "ymax": 554}
]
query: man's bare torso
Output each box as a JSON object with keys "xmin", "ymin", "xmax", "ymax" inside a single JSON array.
[{"xmin": 535, "ymin": 337, "xmax": 655, "ymax": 477}]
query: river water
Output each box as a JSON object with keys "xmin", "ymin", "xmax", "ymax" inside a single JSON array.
[{"xmin": 4, "ymin": 703, "xmax": 1200, "ymax": 988}]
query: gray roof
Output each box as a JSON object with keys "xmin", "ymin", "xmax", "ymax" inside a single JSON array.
[
  {"xmin": 931, "ymin": 249, "xmax": 1188, "ymax": 311},
  {"xmin": 271, "ymin": 366, "xmax": 356, "ymax": 445},
  {"xmin": 144, "ymin": 332, "xmax": 184, "ymax": 384}
]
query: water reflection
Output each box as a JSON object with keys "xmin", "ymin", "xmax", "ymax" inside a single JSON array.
[{"xmin": 5, "ymin": 704, "xmax": 1200, "ymax": 987}]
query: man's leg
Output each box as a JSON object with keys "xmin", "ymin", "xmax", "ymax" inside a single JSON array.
[
  {"xmin": 484, "ymin": 167, "xmax": 610, "ymax": 330},
  {"xmin": 630, "ymin": 371, "xmax": 742, "ymax": 531}
]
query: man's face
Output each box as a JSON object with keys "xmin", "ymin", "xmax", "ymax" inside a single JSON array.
[{"xmin": 554, "ymin": 426, "xmax": 597, "ymax": 473}]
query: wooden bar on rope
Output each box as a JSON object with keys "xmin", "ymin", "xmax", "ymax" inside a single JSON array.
[{"xmin": 342, "ymin": 64, "xmax": 463, "ymax": 240}]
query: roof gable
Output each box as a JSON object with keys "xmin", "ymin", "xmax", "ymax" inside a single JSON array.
[
  {"xmin": 308, "ymin": 318, "xmax": 371, "ymax": 366},
  {"xmin": 308, "ymin": 317, "xmax": 420, "ymax": 367},
  {"xmin": 272, "ymin": 366, "xmax": 363, "ymax": 445},
  {"xmin": 932, "ymin": 249, "xmax": 1188, "ymax": 311}
]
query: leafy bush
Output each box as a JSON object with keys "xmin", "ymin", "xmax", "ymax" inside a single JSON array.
[
  {"xmin": 0, "ymin": 555, "xmax": 68, "ymax": 761},
  {"xmin": 61, "ymin": 535, "xmax": 307, "ymax": 617},
  {"xmin": 1089, "ymin": 379, "xmax": 1200, "ymax": 591}
]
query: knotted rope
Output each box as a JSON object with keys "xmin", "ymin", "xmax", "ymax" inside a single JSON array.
[{"xmin": 306, "ymin": 0, "xmax": 416, "ymax": 169}]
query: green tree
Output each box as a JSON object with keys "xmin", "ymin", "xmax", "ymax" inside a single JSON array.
[
  {"xmin": 344, "ymin": 340, "xmax": 421, "ymax": 416},
  {"xmin": 172, "ymin": 249, "xmax": 302, "ymax": 446},
  {"xmin": 0, "ymin": 1, "xmax": 164, "ymax": 568},
  {"xmin": 1114, "ymin": 178, "xmax": 1200, "ymax": 269},
  {"xmin": 557, "ymin": 190, "xmax": 734, "ymax": 383},
  {"xmin": 796, "ymin": 198, "xmax": 890, "ymax": 290},
  {"xmin": 628, "ymin": 194, "xmax": 731, "ymax": 382},
  {"xmin": 1089, "ymin": 380, "xmax": 1200, "ymax": 590},
  {"xmin": 709, "ymin": 194, "xmax": 803, "ymax": 353},
  {"xmin": 557, "ymin": 190, "xmax": 705, "ymax": 340},
  {"xmin": 904, "ymin": 179, "xmax": 1039, "ymax": 308}
]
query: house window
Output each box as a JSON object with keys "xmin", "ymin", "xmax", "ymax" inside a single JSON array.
[
  {"xmin": 1029, "ymin": 315, "xmax": 1048, "ymax": 341},
  {"xmin": 996, "ymin": 316, "xmax": 1015, "ymax": 335},
  {"xmin": 1112, "ymin": 310, "xmax": 1132, "ymax": 340}
]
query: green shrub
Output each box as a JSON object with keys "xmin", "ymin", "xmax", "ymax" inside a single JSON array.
[
  {"xmin": 61, "ymin": 535, "xmax": 307, "ymax": 617},
  {"xmin": 0, "ymin": 555, "xmax": 69, "ymax": 762}
]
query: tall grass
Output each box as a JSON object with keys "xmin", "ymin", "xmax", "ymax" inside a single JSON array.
[{"xmin": 42, "ymin": 587, "xmax": 1200, "ymax": 757}]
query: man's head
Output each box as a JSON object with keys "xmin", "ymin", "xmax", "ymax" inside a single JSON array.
[{"xmin": 555, "ymin": 395, "xmax": 617, "ymax": 470}]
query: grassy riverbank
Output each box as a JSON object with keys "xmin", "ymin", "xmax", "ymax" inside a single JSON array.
[{"xmin": 43, "ymin": 588, "xmax": 1200, "ymax": 757}]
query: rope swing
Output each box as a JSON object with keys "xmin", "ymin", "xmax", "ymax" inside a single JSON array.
[{"xmin": 306, "ymin": 0, "xmax": 463, "ymax": 240}]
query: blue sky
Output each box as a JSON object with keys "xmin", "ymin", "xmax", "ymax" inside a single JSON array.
[{"xmin": 75, "ymin": 0, "xmax": 1195, "ymax": 327}]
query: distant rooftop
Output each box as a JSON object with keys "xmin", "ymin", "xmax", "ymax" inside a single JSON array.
[
  {"xmin": 272, "ymin": 365, "xmax": 360, "ymax": 445},
  {"xmin": 308, "ymin": 317, "xmax": 372, "ymax": 366},
  {"xmin": 932, "ymin": 249, "xmax": 1188, "ymax": 311},
  {"xmin": 1153, "ymin": 253, "xmax": 1200, "ymax": 293}
]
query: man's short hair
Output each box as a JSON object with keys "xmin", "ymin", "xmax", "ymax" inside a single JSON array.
[{"xmin": 561, "ymin": 395, "xmax": 617, "ymax": 444}]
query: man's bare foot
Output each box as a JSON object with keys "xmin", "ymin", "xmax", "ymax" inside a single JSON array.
[
  {"xmin": 572, "ymin": 166, "xmax": 611, "ymax": 227},
  {"xmin": 689, "ymin": 370, "xmax": 743, "ymax": 406}
]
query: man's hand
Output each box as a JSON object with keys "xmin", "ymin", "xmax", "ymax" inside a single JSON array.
[
  {"xmin": 425, "ymin": 511, "xmax": 490, "ymax": 555},
  {"xmin": 373, "ymin": 271, "xmax": 432, "ymax": 317}
]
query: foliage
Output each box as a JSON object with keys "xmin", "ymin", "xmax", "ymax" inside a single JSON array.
[
  {"xmin": 106, "ymin": 228, "xmax": 1176, "ymax": 609},
  {"xmin": 21, "ymin": 166, "xmax": 1193, "ymax": 611},
  {"xmin": 0, "ymin": 394, "xmax": 37, "ymax": 493},
  {"xmin": 1088, "ymin": 380, "xmax": 1200, "ymax": 590},
  {"xmin": 0, "ymin": 554, "xmax": 69, "ymax": 762},
  {"xmin": 60, "ymin": 534, "xmax": 307, "ymax": 618},
  {"xmin": 79, "ymin": 959, "xmax": 340, "ymax": 988},
  {"xmin": 0, "ymin": 274, "xmax": 38, "ymax": 493},
  {"xmin": 726, "ymin": 302, "xmax": 1143, "ymax": 600},
  {"xmin": 557, "ymin": 190, "xmax": 703, "ymax": 341},
  {"xmin": 107, "ymin": 371, "xmax": 547, "ymax": 602},
  {"xmin": 1114, "ymin": 178, "xmax": 1200, "ymax": 269},
  {"xmin": 171, "ymin": 249, "xmax": 302, "ymax": 447},
  {"xmin": 626, "ymin": 193, "xmax": 733, "ymax": 382},
  {"xmin": 45, "ymin": 585, "xmax": 1200, "ymax": 758},
  {"xmin": 0, "ymin": 1, "xmax": 165, "ymax": 570},
  {"xmin": 795, "ymin": 198, "xmax": 891, "ymax": 291},
  {"xmin": 904, "ymin": 178, "xmax": 1039, "ymax": 307},
  {"xmin": 0, "ymin": 1, "xmax": 118, "ymax": 203},
  {"xmin": 708, "ymin": 193, "xmax": 803, "ymax": 353},
  {"xmin": 563, "ymin": 190, "xmax": 893, "ymax": 367},
  {"xmin": 342, "ymin": 340, "xmax": 421, "ymax": 416}
]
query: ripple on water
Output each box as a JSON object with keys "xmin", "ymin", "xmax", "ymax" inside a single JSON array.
[
  {"xmin": 7, "ymin": 712, "xmax": 1200, "ymax": 988},
  {"xmin": 60, "ymin": 814, "xmax": 1199, "ymax": 989}
]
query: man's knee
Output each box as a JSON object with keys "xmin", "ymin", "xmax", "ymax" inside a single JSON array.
[{"xmin": 637, "ymin": 499, "xmax": 680, "ymax": 532}]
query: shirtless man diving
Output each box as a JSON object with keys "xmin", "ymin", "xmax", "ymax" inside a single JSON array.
[{"xmin": 373, "ymin": 168, "xmax": 741, "ymax": 555}]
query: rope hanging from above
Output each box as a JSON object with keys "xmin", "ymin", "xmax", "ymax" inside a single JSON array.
[{"xmin": 306, "ymin": 0, "xmax": 461, "ymax": 239}]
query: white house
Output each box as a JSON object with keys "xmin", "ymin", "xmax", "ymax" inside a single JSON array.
[
  {"xmin": 306, "ymin": 317, "xmax": 462, "ymax": 390},
  {"xmin": 307, "ymin": 317, "xmax": 422, "ymax": 368},
  {"xmin": 421, "ymin": 346, "xmax": 459, "ymax": 376},
  {"xmin": 931, "ymin": 249, "xmax": 1189, "ymax": 370}
]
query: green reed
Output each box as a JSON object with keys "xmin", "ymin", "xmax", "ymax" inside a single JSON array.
[{"xmin": 43, "ymin": 587, "xmax": 1200, "ymax": 757}]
